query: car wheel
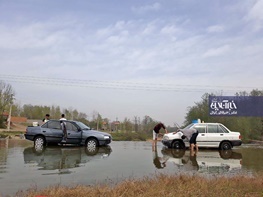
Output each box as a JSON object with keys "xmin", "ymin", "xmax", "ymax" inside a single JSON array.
[
  {"xmin": 86, "ymin": 138, "xmax": 98, "ymax": 152},
  {"xmin": 220, "ymin": 141, "xmax": 232, "ymax": 150},
  {"xmin": 34, "ymin": 136, "xmax": 45, "ymax": 150},
  {"xmin": 171, "ymin": 141, "xmax": 184, "ymax": 149}
]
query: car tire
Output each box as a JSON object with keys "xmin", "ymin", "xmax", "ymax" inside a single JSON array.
[
  {"xmin": 86, "ymin": 138, "xmax": 98, "ymax": 152},
  {"xmin": 171, "ymin": 140, "xmax": 185, "ymax": 149},
  {"xmin": 220, "ymin": 141, "xmax": 232, "ymax": 150},
  {"xmin": 34, "ymin": 136, "xmax": 46, "ymax": 150}
]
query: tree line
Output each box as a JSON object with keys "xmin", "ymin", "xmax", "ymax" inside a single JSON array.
[{"xmin": 1, "ymin": 80, "xmax": 263, "ymax": 141}]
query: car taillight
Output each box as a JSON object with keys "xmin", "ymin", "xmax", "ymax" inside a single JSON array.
[{"xmin": 239, "ymin": 135, "xmax": 242, "ymax": 139}]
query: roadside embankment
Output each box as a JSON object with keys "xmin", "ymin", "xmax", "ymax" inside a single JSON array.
[{"xmin": 17, "ymin": 173, "xmax": 263, "ymax": 197}]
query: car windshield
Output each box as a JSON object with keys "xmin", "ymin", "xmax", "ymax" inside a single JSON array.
[
  {"xmin": 183, "ymin": 123, "xmax": 194, "ymax": 129},
  {"xmin": 75, "ymin": 121, "xmax": 91, "ymax": 130}
]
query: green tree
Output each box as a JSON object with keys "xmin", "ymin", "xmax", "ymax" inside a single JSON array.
[
  {"xmin": 72, "ymin": 109, "xmax": 79, "ymax": 120},
  {"xmin": 50, "ymin": 105, "xmax": 61, "ymax": 119},
  {"xmin": 184, "ymin": 93, "xmax": 214, "ymax": 126},
  {"xmin": 122, "ymin": 117, "xmax": 133, "ymax": 132},
  {"xmin": 184, "ymin": 90, "xmax": 263, "ymax": 141},
  {"xmin": 141, "ymin": 115, "xmax": 159, "ymax": 136}
]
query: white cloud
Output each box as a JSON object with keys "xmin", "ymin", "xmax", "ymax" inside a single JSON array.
[
  {"xmin": 142, "ymin": 23, "xmax": 156, "ymax": 35},
  {"xmin": 202, "ymin": 45, "xmax": 231, "ymax": 58},
  {"xmin": 245, "ymin": 0, "xmax": 263, "ymax": 31},
  {"xmin": 206, "ymin": 25, "xmax": 224, "ymax": 33},
  {"xmin": 0, "ymin": 21, "xmax": 73, "ymax": 50},
  {"xmin": 132, "ymin": 2, "xmax": 161, "ymax": 14},
  {"xmin": 160, "ymin": 25, "xmax": 180, "ymax": 35},
  {"xmin": 246, "ymin": 0, "xmax": 263, "ymax": 21}
]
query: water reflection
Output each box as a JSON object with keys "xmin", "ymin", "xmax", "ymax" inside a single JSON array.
[
  {"xmin": 0, "ymin": 139, "xmax": 8, "ymax": 175},
  {"xmin": 152, "ymin": 141, "xmax": 168, "ymax": 169},
  {"xmin": 161, "ymin": 147, "xmax": 242, "ymax": 174},
  {"xmin": 23, "ymin": 145, "xmax": 112, "ymax": 174},
  {"xmin": 181, "ymin": 150, "xmax": 199, "ymax": 171}
]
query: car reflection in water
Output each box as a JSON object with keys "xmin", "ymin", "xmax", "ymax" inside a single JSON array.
[
  {"xmin": 161, "ymin": 147, "xmax": 242, "ymax": 174},
  {"xmin": 23, "ymin": 145, "xmax": 112, "ymax": 175}
]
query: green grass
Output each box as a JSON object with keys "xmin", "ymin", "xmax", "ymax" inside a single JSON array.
[{"xmin": 0, "ymin": 133, "xmax": 9, "ymax": 138}]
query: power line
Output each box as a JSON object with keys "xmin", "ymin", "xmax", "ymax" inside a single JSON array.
[{"xmin": 0, "ymin": 74, "xmax": 261, "ymax": 93}]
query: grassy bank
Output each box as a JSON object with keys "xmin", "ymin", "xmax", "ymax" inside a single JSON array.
[
  {"xmin": 110, "ymin": 131, "xmax": 149, "ymax": 141},
  {"xmin": 17, "ymin": 174, "xmax": 263, "ymax": 197}
]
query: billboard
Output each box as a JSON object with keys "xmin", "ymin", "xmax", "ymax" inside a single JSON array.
[{"xmin": 209, "ymin": 96, "xmax": 263, "ymax": 116}]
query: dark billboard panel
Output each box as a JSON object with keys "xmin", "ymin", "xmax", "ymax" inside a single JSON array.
[{"xmin": 209, "ymin": 96, "xmax": 263, "ymax": 116}]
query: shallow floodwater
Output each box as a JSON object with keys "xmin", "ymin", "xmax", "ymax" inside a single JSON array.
[{"xmin": 0, "ymin": 139, "xmax": 263, "ymax": 196}]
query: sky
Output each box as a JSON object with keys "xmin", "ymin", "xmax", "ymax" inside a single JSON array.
[{"xmin": 0, "ymin": 0, "xmax": 263, "ymax": 126}]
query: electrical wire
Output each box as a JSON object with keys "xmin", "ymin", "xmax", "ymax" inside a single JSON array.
[{"xmin": 0, "ymin": 74, "xmax": 261, "ymax": 93}]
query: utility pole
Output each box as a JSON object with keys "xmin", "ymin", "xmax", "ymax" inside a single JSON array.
[
  {"xmin": 97, "ymin": 113, "xmax": 99, "ymax": 130},
  {"xmin": 7, "ymin": 94, "xmax": 15, "ymax": 132},
  {"xmin": 134, "ymin": 116, "xmax": 138, "ymax": 132}
]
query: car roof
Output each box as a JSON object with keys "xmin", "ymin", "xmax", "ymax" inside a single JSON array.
[
  {"xmin": 193, "ymin": 122, "xmax": 221, "ymax": 124},
  {"xmin": 49, "ymin": 119, "xmax": 78, "ymax": 123}
]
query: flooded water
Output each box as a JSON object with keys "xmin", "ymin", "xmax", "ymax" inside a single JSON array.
[{"xmin": 1, "ymin": 139, "xmax": 263, "ymax": 196}]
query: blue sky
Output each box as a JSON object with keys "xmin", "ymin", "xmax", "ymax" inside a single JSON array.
[{"xmin": 1, "ymin": 0, "xmax": 263, "ymax": 126}]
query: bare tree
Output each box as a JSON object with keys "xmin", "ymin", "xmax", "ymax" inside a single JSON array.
[{"xmin": 0, "ymin": 81, "xmax": 15, "ymax": 127}]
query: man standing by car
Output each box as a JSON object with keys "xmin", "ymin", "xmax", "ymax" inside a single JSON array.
[
  {"xmin": 42, "ymin": 114, "xmax": 50, "ymax": 123},
  {"xmin": 153, "ymin": 122, "xmax": 168, "ymax": 141},
  {"xmin": 60, "ymin": 114, "xmax": 67, "ymax": 143},
  {"xmin": 180, "ymin": 128, "xmax": 199, "ymax": 152},
  {"xmin": 60, "ymin": 114, "xmax": 66, "ymax": 121}
]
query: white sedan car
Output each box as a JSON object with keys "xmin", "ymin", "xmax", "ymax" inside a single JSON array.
[{"xmin": 162, "ymin": 123, "xmax": 242, "ymax": 150}]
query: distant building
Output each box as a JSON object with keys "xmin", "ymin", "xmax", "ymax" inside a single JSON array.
[
  {"xmin": 10, "ymin": 117, "xmax": 27, "ymax": 123},
  {"xmin": 2, "ymin": 112, "xmax": 27, "ymax": 122},
  {"xmin": 111, "ymin": 121, "xmax": 120, "ymax": 131}
]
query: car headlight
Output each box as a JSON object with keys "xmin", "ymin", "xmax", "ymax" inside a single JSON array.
[
  {"xmin": 104, "ymin": 136, "xmax": 110, "ymax": 139},
  {"xmin": 163, "ymin": 136, "xmax": 169, "ymax": 140}
]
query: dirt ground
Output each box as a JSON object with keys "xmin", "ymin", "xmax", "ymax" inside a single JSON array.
[{"xmin": 12, "ymin": 123, "xmax": 27, "ymax": 131}]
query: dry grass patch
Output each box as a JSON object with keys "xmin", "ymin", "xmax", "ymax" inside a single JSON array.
[{"xmin": 16, "ymin": 174, "xmax": 263, "ymax": 197}]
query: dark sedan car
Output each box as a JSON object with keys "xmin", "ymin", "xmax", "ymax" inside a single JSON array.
[{"xmin": 25, "ymin": 120, "xmax": 112, "ymax": 150}]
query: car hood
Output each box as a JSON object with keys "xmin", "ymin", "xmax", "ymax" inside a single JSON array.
[{"xmin": 163, "ymin": 131, "xmax": 184, "ymax": 139}]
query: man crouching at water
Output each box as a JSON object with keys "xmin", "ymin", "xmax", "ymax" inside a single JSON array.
[{"xmin": 179, "ymin": 128, "xmax": 199, "ymax": 152}]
